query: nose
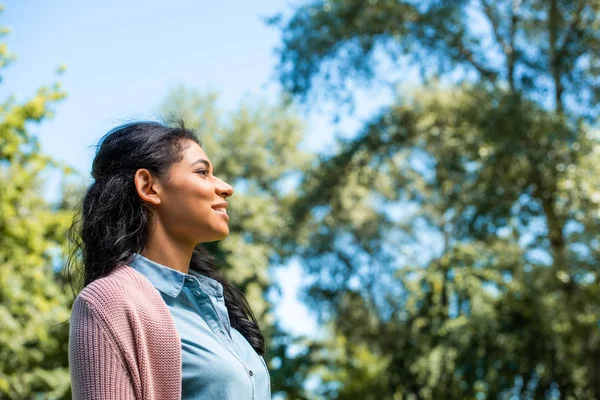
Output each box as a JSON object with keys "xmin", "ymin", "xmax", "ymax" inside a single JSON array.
[{"xmin": 215, "ymin": 177, "xmax": 233, "ymax": 198}]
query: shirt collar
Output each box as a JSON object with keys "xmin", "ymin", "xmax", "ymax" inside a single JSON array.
[{"xmin": 129, "ymin": 253, "xmax": 186, "ymax": 298}]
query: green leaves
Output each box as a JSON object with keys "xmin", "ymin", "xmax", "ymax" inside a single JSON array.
[
  {"xmin": 275, "ymin": 83, "xmax": 600, "ymax": 397},
  {"xmin": 275, "ymin": 0, "xmax": 600, "ymax": 121},
  {"xmin": 0, "ymin": 10, "xmax": 73, "ymax": 400}
]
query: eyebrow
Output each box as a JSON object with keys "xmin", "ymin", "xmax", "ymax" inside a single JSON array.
[{"xmin": 191, "ymin": 158, "xmax": 212, "ymax": 171}]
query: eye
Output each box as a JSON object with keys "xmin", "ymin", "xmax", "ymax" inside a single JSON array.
[{"xmin": 195, "ymin": 169, "xmax": 209, "ymax": 176}]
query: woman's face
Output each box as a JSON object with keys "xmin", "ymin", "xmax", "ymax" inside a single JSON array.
[{"xmin": 155, "ymin": 139, "xmax": 233, "ymax": 245}]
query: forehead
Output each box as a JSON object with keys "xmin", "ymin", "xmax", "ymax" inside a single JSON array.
[{"xmin": 178, "ymin": 140, "xmax": 210, "ymax": 166}]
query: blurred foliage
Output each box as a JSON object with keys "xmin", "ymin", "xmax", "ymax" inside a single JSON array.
[
  {"xmin": 0, "ymin": 5, "xmax": 74, "ymax": 400},
  {"xmin": 273, "ymin": 0, "xmax": 600, "ymax": 399},
  {"xmin": 272, "ymin": 0, "xmax": 599, "ymax": 122},
  {"xmin": 161, "ymin": 87, "xmax": 317, "ymax": 398},
  {"xmin": 3, "ymin": 0, "xmax": 599, "ymax": 399}
]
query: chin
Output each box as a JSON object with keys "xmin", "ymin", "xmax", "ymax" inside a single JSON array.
[
  {"xmin": 200, "ymin": 229, "xmax": 229, "ymax": 243},
  {"xmin": 215, "ymin": 231, "xmax": 229, "ymax": 241},
  {"xmin": 217, "ymin": 224, "xmax": 230, "ymax": 237}
]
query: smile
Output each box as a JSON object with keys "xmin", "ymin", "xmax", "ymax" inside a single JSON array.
[{"xmin": 213, "ymin": 207, "xmax": 229, "ymax": 222}]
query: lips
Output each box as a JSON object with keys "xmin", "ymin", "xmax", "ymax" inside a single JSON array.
[{"xmin": 212, "ymin": 202, "xmax": 229, "ymax": 222}]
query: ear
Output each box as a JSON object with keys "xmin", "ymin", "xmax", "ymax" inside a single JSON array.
[{"xmin": 134, "ymin": 168, "xmax": 162, "ymax": 205}]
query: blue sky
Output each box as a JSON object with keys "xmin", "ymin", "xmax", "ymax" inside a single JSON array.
[
  {"xmin": 2, "ymin": 0, "xmax": 394, "ymax": 337},
  {"xmin": 3, "ymin": 0, "xmax": 292, "ymax": 172}
]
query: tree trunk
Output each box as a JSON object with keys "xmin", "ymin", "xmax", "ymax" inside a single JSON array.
[{"xmin": 549, "ymin": 0, "xmax": 564, "ymax": 114}]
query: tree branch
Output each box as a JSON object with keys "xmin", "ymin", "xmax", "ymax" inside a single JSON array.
[
  {"xmin": 480, "ymin": 0, "xmax": 507, "ymax": 51},
  {"xmin": 454, "ymin": 38, "xmax": 499, "ymax": 81},
  {"xmin": 507, "ymin": 0, "xmax": 520, "ymax": 92},
  {"xmin": 549, "ymin": 0, "xmax": 564, "ymax": 113},
  {"xmin": 557, "ymin": 1, "xmax": 587, "ymax": 60},
  {"xmin": 480, "ymin": 0, "xmax": 519, "ymax": 91}
]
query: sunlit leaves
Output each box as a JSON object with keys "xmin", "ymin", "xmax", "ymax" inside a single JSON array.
[{"xmin": 0, "ymin": 11, "xmax": 72, "ymax": 399}]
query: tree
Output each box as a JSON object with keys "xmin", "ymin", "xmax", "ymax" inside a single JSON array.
[
  {"xmin": 161, "ymin": 87, "xmax": 317, "ymax": 399},
  {"xmin": 0, "ymin": 5, "xmax": 74, "ymax": 399},
  {"xmin": 272, "ymin": 0, "xmax": 600, "ymax": 398},
  {"xmin": 274, "ymin": 0, "xmax": 599, "ymax": 121}
]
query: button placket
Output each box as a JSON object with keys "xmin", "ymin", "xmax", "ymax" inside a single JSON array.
[
  {"xmin": 186, "ymin": 279, "xmax": 234, "ymax": 345},
  {"xmin": 185, "ymin": 274, "xmax": 256, "ymax": 395},
  {"xmin": 259, "ymin": 355, "xmax": 271, "ymax": 392}
]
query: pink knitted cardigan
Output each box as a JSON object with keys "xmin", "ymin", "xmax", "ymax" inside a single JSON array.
[{"xmin": 69, "ymin": 264, "xmax": 182, "ymax": 399}]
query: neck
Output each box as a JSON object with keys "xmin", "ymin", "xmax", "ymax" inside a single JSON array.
[{"xmin": 141, "ymin": 224, "xmax": 195, "ymax": 274}]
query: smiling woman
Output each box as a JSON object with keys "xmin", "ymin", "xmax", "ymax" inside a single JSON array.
[
  {"xmin": 67, "ymin": 121, "xmax": 271, "ymax": 399},
  {"xmin": 135, "ymin": 139, "xmax": 234, "ymax": 249}
]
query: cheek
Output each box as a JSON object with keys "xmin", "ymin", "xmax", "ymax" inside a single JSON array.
[
  {"xmin": 174, "ymin": 181, "xmax": 215, "ymax": 213},
  {"xmin": 190, "ymin": 181, "xmax": 215, "ymax": 201},
  {"xmin": 162, "ymin": 190, "xmax": 214, "ymax": 235}
]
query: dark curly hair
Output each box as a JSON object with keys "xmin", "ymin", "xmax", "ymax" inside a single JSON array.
[{"xmin": 67, "ymin": 121, "xmax": 265, "ymax": 355}]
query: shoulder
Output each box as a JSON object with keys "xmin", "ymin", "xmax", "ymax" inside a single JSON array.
[
  {"xmin": 71, "ymin": 264, "xmax": 177, "ymax": 350},
  {"xmin": 74, "ymin": 265, "xmax": 155, "ymax": 314},
  {"xmin": 69, "ymin": 265, "xmax": 182, "ymax": 397},
  {"xmin": 71, "ymin": 265, "xmax": 167, "ymax": 336}
]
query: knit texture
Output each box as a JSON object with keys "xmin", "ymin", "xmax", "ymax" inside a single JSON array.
[{"xmin": 69, "ymin": 265, "xmax": 182, "ymax": 399}]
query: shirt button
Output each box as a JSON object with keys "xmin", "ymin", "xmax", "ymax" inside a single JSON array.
[{"xmin": 248, "ymin": 370, "xmax": 253, "ymax": 377}]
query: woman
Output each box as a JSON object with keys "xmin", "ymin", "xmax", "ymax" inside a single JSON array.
[{"xmin": 68, "ymin": 121, "xmax": 271, "ymax": 399}]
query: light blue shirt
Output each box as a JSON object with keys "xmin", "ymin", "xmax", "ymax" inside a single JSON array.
[{"xmin": 130, "ymin": 253, "xmax": 271, "ymax": 399}]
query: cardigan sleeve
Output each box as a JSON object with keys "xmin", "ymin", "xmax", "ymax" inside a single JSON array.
[{"xmin": 69, "ymin": 296, "xmax": 136, "ymax": 400}]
